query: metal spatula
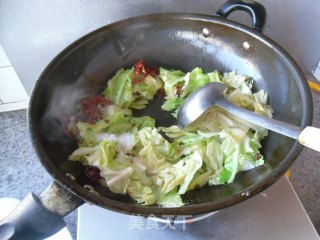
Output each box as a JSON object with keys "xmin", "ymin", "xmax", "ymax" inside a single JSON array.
[{"xmin": 177, "ymin": 82, "xmax": 320, "ymax": 152}]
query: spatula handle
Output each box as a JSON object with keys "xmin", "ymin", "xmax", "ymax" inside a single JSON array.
[{"xmin": 299, "ymin": 126, "xmax": 320, "ymax": 152}]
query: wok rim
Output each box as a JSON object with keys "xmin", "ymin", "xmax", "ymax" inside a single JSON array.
[{"xmin": 28, "ymin": 12, "xmax": 313, "ymax": 216}]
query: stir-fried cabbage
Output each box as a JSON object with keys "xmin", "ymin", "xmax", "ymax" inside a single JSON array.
[{"xmin": 68, "ymin": 62, "xmax": 273, "ymax": 207}]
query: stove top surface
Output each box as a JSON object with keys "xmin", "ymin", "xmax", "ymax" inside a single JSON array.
[{"xmin": 78, "ymin": 177, "xmax": 319, "ymax": 240}]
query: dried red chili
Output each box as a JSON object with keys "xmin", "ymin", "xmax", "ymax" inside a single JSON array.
[
  {"xmin": 84, "ymin": 166, "xmax": 101, "ymax": 182},
  {"xmin": 81, "ymin": 95, "xmax": 112, "ymax": 123},
  {"xmin": 176, "ymin": 84, "xmax": 183, "ymax": 96},
  {"xmin": 74, "ymin": 113, "xmax": 88, "ymax": 123},
  {"xmin": 156, "ymin": 87, "xmax": 165, "ymax": 97},
  {"xmin": 81, "ymin": 95, "xmax": 112, "ymax": 111},
  {"xmin": 132, "ymin": 60, "xmax": 159, "ymax": 85}
]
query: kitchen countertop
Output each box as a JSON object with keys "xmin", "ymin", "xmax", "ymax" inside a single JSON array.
[
  {"xmin": 290, "ymin": 90, "xmax": 320, "ymax": 232},
  {"xmin": 0, "ymin": 110, "xmax": 78, "ymax": 238},
  {"xmin": 0, "ymin": 91, "xmax": 319, "ymax": 239}
]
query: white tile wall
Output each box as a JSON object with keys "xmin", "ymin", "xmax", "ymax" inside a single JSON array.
[
  {"xmin": 0, "ymin": 67, "xmax": 29, "ymax": 103},
  {"xmin": 0, "ymin": 43, "xmax": 29, "ymax": 112},
  {"xmin": 0, "ymin": 45, "xmax": 11, "ymax": 67}
]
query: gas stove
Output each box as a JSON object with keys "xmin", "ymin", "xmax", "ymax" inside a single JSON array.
[{"xmin": 77, "ymin": 177, "xmax": 319, "ymax": 240}]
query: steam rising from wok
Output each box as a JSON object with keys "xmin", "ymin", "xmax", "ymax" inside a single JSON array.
[{"xmin": 41, "ymin": 73, "xmax": 102, "ymax": 143}]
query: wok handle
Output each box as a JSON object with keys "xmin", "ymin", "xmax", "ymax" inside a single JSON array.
[
  {"xmin": 0, "ymin": 182, "xmax": 84, "ymax": 240},
  {"xmin": 215, "ymin": 0, "xmax": 266, "ymax": 32}
]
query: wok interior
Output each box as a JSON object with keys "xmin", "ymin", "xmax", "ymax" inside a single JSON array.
[{"xmin": 30, "ymin": 15, "xmax": 308, "ymax": 211}]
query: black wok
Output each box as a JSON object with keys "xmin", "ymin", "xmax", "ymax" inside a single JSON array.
[{"xmin": 0, "ymin": 0, "xmax": 313, "ymax": 239}]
